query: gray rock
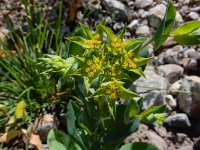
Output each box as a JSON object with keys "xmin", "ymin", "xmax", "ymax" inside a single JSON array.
[
  {"xmin": 176, "ymin": 133, "xmax": 187, "ymax": 143},
  {"xmin": 183, "ymin": 48, "xmax": 200, "ymax": 59},
  {"xmin": 188, "ymin": 12, "xmax": 199, "ymax": 20},
  {"xmin": 105, "ymin": 16, "xmax": 112, "ymax": 25},
  {"xmin": 146, "ymin": 131, "xmax": 168, "ymax": 150},
  {"xmin": 138, "ymin": 9, "xmax": 149, "ymax": 18},
  {"xmin": 169, "ymin": 79, "xmax": 182, "ymax": 95},
  {"xmin": 135, "ymin": 25, "xmax": 150, "ymax": 36},
  {"xmin": 177, "ymin": 76, "xmax": 200, "ymax": 118},
  {"xmin": 130, "ymin": 66, "xmax": 168, "ymax": 109},
  {"xmin": 178, "ymin": 145, "xmax": 193, "ymax": 150},
  {"xmin": 135, "ymin": 0, "xmax": 153, "ymax": 9},
  {"xmin": 158, "ymin": 64, "xmax": 184, "ymax": 83},
  {"xmin": 165, "ymin": 94, "xmax": 177, "ymax": 109},
  {"xmin": 162, "ymin": 37, "xmax": 177, "ymax": 47},
  {"xmin": 176, "ymin": 12, "xmax": 184, "ymax": 24},
  {"xmin": 164, "ymin": 45, "xmax": 184, "ymax": 64},
  {"xmin": 88, "ymin": 0, "xmax": 102, "ymax": 10},
  {"xmin": 127, "ymin": 20, "xmax": 139, "ymax": 32},
  {"xmin": 102, "ymin": 0, "xmax": 128, "ymax": 21},
  {"xmin": 181, "ymin": 58, "xmax": 198, "ymax": 72},
  {"xmin": 154, "ymin": 126, "xmax": 167, "ymax": 138},
  {"xmin": 113, "ymin": 22, "xmax": 125, "ymax": 30},
  {"xmin": 148, "ymin": 4, "xmax": 166, "ymax": 28},
  {"xmin": 166, "ymin": 113, "xmax": 191, "ymax": 128}
]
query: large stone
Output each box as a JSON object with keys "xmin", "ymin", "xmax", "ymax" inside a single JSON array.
[
  {"xmin": 188, "ymin": 12, "xmax": 199, "ymax": 20},
  {"xmin": 181, "ymin": 58, "xmax": 198, "ymax": 72},
  {"xmin": 135, "ymin": 25, "xmax": 150, "ymax": 36},
  {"xmin": 177, "ymin": 76, "xmax": 200, "ymax": 118},
  {"xmin": 148, "ymin": 4, "xmax": 166, "ymax": 28},
  {"xmin": 127, "ymin": 20, "xmax": 139, "ymax": 32},
  {"xmin": 165, "ymin": 113, "xmax": 191, "ymax": 128},
  {"xmin": 158, "ymin": 64, "xmax": 184, "ymax": 83},
  {"xmin": 169, "ymin": 79, "xmax": 182, "ymax": 95},
  {"xmin": 164, "ymin": 45, "xmax": 184, "ymax": 64},
  {"xmin": 130, "ymin": 66, "xmax": 168, "ymax": 109},
  {"xmin": 102, "ymin": 0, "xmax": 128, "ymax": 21},
  {"xmin": 183, "ymin": 48, "xmax": 200, "ymax": 59},
  {"xmin": 146, "ymin": 131, "xmax": 168, "ymax": 150},
  {"xmin": 165, "ymin": 94, "xmax": 177, "ymax": 109},
  {"xmin": 135, "ymin": 0, "xmax": 153, "ymax": 9},
  {"xmin": 34, "ymin": 114, "xmax": 58, "ymax": 143}
]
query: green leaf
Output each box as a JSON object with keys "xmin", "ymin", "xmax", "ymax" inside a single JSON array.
[
  {"xmin": 67, "ymin": 36, "xmax": 89, "ymax": 48},
  {"xmin": 119, "ymin": 87, "xmax": 141, "ymax": 99},
  {"xmin": 66, "ymin": 101, "xmax": 87, "ymax": 150},
  {"xmin": 69, "ymin": 42, "xmax": 84, "ymax": 56},
  {"xmin": 124, "ymin": 39, "xmax": 143, "ymax": 50},
  {"xmin": 190, "ymin": 27, "xmax": 200, "ymax": 39},
  {"xmin": 15, "ymin": 100, "xmax": 26, "ymax": 119},
  {"xmin": 63, "ymin": 57, "xmax": 78, "ymax": 76},
  {"xmin": 130, "ymin": 67, "xmax": 146, "ymax": 78},
  {"xmin": 47, "ymin": 129, "xmax": 81, "ymax": 150},
  {"xmin": 119, "ymin": 142, "xmax": 159, "ymax": 150},
  {"xmin": 124, "ymin": 100, "xmax": 139, "ymax": 124},
  {"xmin": 102, "ymin": 117, "xmax": 140, "ymax": 150},
  {"xmin": 146, "ymin": 113, "xmax": 167, "ymax": 126},
  {"xmin": 117, "ymin": 25, "xmax": 126, "ymax": 39},
  {"xmin": 153, "ymin": 0, "xmax": 176, "ymax": 50},
  {"xmin": 134, "ymin": 57, "xmax": 153, "ymax": 67},
  {"xmin": 139, "ymin": 105, "xmax": 166, "ymax": 123},
  {"xmin": 172, "ymin": 21, "xmax": 200, "ymax": 45},
  {"xmin": 79, "ymin": 22, "xmax": 93, "ymax": 39},
  {"xmin": 100, "ymin": 24, "xmax": 115, "ymax": 42}
]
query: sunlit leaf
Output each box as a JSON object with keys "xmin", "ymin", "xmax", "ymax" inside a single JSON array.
[
  {"xmin": 172, "ymin": 21, "xmax": 200, "ymax": 45},
  {"xmin": 100, "ymin": 24, "xmax": 115, "ymax": 42},
  {"xmin": 67, "ymin": 36, "xmax": 89, "ymax": 48},
  {"xmin": 124, "ymin": 39, "xmax": 143, "ymax": 50},
  {"xmin": 79, "ymin": 22, "xmax": 93, "ymax": 39},
  {"xmin": 15, "ymin": 100, "xmax": 26, "ymax": 119},
  {"xmin": 153, "ymin": 0, "xmax": 176, "ymax": 50},
  {"xmin": 119, "ymin": 87, "xmax": 141, "ymax": 99},
  {"xmin": 139, "ymin": 105, "xmax": 166, "ymax": 123}
]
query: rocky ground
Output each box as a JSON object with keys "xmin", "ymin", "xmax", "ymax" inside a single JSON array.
[{"xmin": 1, "ymin": 0, "xmax": 200, "ymax": 150}]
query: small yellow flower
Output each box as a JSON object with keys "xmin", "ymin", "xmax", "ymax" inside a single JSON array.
[
  {"xmin": 111, "ymin": 38, "xmax": 124, "ymax": 53},
  {"xmin": 123, "ymin": 52, "xmax": 137, "ymax": 70},
  {"xmin": 106, "ymin": 80, "xmax": 122, "ymax": 100},
  {"xmin": 85, "ymin": 59, "xmax": 101, "ymax": 78},
  {"xmin": 88, "ymin": 72, "xmax": 94, "ymax": 77},
  {"xmin": 85, "ymin": 34, "xmax": 101, "ymax": 49}
]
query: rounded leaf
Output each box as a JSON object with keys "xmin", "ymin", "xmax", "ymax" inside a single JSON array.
[{"xmin": 173, "ymin": 21, "xmax": 200, "ymax": 45}]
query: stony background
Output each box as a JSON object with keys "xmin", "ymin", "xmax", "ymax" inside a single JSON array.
[{"xmin": 1, "ymin": 0, "xmax": 200, "ymax": 150}]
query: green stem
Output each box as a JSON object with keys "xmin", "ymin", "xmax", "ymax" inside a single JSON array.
[{"xmin": 140, "ymin": 37, "xmax": 154, "ymax": 50}]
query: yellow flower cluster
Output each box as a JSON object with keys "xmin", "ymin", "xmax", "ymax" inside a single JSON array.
[
  {"xmin": 85, "ymin": 34, "xmax": 101, "ymax": 49},
  {"xmin": 85, "ymin": 60, "xmax": 101, "ymax": 77},
  {"xmin": 110, "ymin": 38, "xmax": 124, "ymax": 53},
  {"xmin": 106, "ymin": 80, "xmax": 121, "ymax": 100},
  {"xmin": 107, "ymin": 66, "xmax": 121, "ymax": 77},
  {"xmin": 123, "ymin": 52, "xmax": 137, "ymax": 69}
]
